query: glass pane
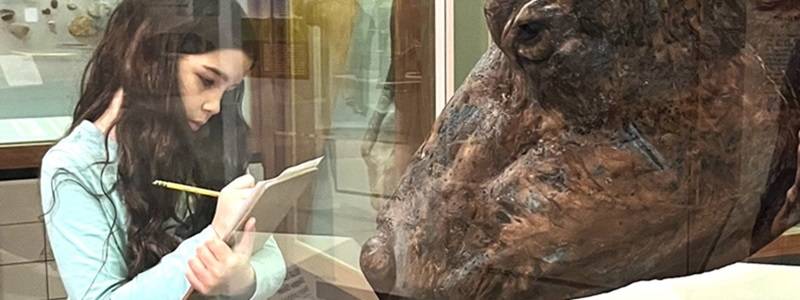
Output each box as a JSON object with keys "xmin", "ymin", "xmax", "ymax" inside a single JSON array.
[
  {"xmin": 243, "ymin": 1, "xmax": 435, "ymax": 297},
  {"xmin": 2, "ymin": 0, "xmax": 800, "ymax": 300},
  {"xmin": 1, "ymin": 0, "xmax": 436, "ymax": 299},
  {"xmin": 0, "ymin": 1, "xmax": 103, "ymax": 145},
  {"xmin": 243, "ymin": 0, "xmax": 434, "ymax": 233},
  {"xmin": 247, "ymin": 0, "xmax": 435, "ymax": 298}
]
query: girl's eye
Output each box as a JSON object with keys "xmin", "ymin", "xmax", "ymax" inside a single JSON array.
[{"xmin": 198, "ymin": 75, "xmax": 215, "ymax": 88}]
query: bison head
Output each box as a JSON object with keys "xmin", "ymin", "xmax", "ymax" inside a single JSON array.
[{"xmin": 361, "ymin": 1, "xmax": 800, "ymax": 299}]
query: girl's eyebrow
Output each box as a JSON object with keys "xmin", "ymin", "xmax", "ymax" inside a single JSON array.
[{"xmin": 203, "ymin": 65, "xmax": 230, "ymax": 82}]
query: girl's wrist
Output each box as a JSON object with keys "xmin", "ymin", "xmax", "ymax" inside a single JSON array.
[
  {"xmin": 211, "ymin": 223, "xmax": 225, "ymax": 239},
  {"xmin": 228, "ymin": 265, "xmax": 257, "ymax": 298},
  {"xmin": 211, "ymin": 221, "xmax": 232, "ymax": 239}
]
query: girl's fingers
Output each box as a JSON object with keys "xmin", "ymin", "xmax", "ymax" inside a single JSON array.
[
  {"xmin": 186, "ymin": 268, "xmax": 209, "ymax": 295},
  {"xmin": 188, "ymin": 257, "xmax": 216, "ymax": 288},
  {"xmin": 207, "ymin": 237, "xmax": 235, "ymax": 260},
  {"xmin": 226, "ymin": 174, "xmax": 255, "ymax": 190},
  {"xmin": 240, "ymin": 187, "xmax": 255, "ymax": 199},
  {"xmin": 197, "ymin": 245, "xmax": 222, "ymax": 277},
  {"xmin": 233, "ymin": 217, "xmax": 256, "ymax": 256}
]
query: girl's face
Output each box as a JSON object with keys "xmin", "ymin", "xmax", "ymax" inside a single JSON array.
[{"xmin": 177, "ymin": 49, "xmax": 252, "ymax": 131}]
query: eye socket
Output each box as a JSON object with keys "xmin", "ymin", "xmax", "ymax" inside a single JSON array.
[
  {"xmin": 197, "ymin": 74, "xmax": 216, "ymax": 88},
  {"xmin": 514, "ymin": 20, "xmax": 555, "ymax": 63},
  {"xmin": 519, "ymin": 21, "xmax": 546, "ymax": 42}
]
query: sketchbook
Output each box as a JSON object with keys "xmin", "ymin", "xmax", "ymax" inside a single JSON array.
[
  {"xmin": 184, "ymin": 156, "xmax": 324, "ymax": 300},
  {"xmin": 228, "ymin": 156, "xmax": 324, "ymax": 238}
]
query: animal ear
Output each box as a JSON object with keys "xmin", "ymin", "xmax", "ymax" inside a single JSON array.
[{"xmin": 484, "ymin": 0, "xmax": 519, "ymax": 47}]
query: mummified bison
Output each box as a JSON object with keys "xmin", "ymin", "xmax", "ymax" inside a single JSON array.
[{"xmin": 360, "ymin": 0, "xmax": 800, "ymax": 299}]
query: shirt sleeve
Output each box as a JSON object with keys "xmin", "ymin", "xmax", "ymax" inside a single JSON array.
[
  {"xmin": 247, "ymin": 235, "xmax": 286, "ymax": 299},
  {"xmin": 41, "ymin": 163, "xmax": 216, "ymax": 300}
]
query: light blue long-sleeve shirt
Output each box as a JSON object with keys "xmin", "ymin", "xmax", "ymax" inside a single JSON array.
[{"xmin": 40, "ymin": 120, "xmax": 286, "ymax": 300}]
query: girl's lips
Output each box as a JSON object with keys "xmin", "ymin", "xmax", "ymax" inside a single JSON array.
[{"xmin": 189, "ymin": 120, "xmax": 204, "ymax": 131}]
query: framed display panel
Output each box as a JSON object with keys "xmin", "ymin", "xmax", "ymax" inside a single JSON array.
[{"xmin": 0, "ymin": 0, "xmax": 108, "ymax": 171}]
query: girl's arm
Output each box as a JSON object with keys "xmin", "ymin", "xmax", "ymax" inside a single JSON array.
[
  {"xmin": 247, "ymin": 235, "xmax": 287, "ymax": 299},
  {"xmin": 42, "ymin": 164, "xmax": 216, "ymax": 299}
]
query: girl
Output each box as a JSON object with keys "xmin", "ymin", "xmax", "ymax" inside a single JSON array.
[{"xmin": 40, "ymin": 0, "xmax": 285, "ymax": 299}]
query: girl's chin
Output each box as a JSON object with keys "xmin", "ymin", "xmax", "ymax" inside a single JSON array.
[{"xmin": 188, "ymin": 121, "xmax": 203, "ymax": 131}]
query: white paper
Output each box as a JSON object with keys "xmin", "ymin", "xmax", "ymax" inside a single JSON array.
[
  {"xmin": 23, "ymin": 7, "xmax": 38, "ymax": 23},
  {"xmin": 0, "ymin": 55, "xmax": 44, "ymax": 87},
  {"xmin": 234, "ymin": 156, "xmax": 324, "ymax": 234}
]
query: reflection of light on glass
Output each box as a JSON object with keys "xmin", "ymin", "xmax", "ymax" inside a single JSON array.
[
  {"xmin": 242, "ymin": 78, "xmax": 252, "ymax": 126},
  {"xmin": 243, "ymin": 0, "xmax": 271, "ymax": 19},
  {"xmin": 0, "ymin": 116, "xmax": 71, "ymax": 145},
  {"xmin": 272, "ymin": 0, "xmax": 290, "ymax": 19},
  {"xmin": 786, "ymin": 226, "xmax": 800, "ymax": 236},
  {"xmin": 311, "ymin": 26, "xmax": 325, "ymax": 130}
]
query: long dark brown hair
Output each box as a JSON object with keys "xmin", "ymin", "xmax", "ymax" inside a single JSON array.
[{"xmin": 62, "ymin": 0, "xmax": 255, "ymax": 284}]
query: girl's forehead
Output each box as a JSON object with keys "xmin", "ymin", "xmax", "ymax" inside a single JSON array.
[{"xmin": 185, "ymin": 49, "xmax": 252, "ymax": 79}]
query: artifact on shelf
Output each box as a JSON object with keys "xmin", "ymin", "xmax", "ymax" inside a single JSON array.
[
  {"xmin": 42, "ymin": 8, "xmax": 51, "ymax": 15},
  {"xmin": 360, "ymin": 1, "xmax": 800, "ymax": 299},
  {"xmin": 0, "ymin": 9, "xmax": 14, "ymax": 21},
  {"xmin": 9, "ymin": 23, "xmax": 30, "ymax": 39},
  {"xmin": 66, "ymin": 3, "xmax": 78, "ymax": 11},
  {"xmin": 87, "ymin": 2, "xmax": 111, "ymax": 19},
  {"xmin": 51, "ymin": 0, "xmax": 58, "ymax": 9},
  {"xmin": 68, "ymin": 15, "xmax": 97, "ymax": 37},
  {"xmin": 48, "ymin": 20, "xmax": 56, "ymax": 33}
]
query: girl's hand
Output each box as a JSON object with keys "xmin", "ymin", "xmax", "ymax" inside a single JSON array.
[
  {"xmin": 211, "ymin": 174, "xmax": 255, "ymax": 238},
  {"xmin": 187, "ymin": 217, "xmax": 258, "ymax": 296}
]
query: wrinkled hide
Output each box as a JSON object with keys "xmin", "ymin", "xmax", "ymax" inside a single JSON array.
[{"xmin": 361, "ymin": 1, "xmax": 800, "ymax": 299}]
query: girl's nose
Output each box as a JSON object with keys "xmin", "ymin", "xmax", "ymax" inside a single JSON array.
[{"xmin": 201, "ymin": 98, "xmax": 221, "ymax": 115}]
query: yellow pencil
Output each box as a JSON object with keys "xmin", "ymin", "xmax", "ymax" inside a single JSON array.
[{"xmin": 152, "ymin": 180, "xmax": 220, "ymax": 198}]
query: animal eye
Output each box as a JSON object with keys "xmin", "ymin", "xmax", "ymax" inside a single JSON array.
[
  {"xmin": 515, "ymin": 20, "xmax": 555, "ymax": 62},
  {"xmin": 519, "ymin": 21, "xmax": 546, "ymax": 42}
]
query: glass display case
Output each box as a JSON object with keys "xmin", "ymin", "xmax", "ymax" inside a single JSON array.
[
  {"xmin": 1, "ymin": 0, "xmax": 800, "ymax": 300},
  {"xmin": 0, "ymin": 0, "xmax": 436, "ymax": 299},
  {"xmin": 0, "ymin": 0, "xmax": 101, "ymax": 171}
]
